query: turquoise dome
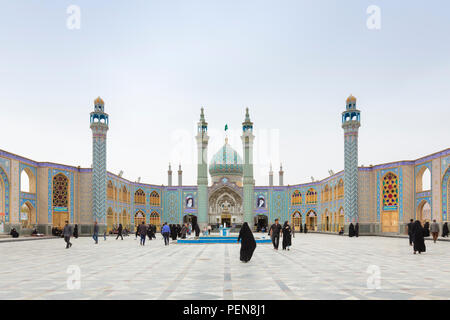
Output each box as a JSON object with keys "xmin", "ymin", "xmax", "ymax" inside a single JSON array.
[{"xmin": 209, "ymin": 140, "xmax": 243, "ymax": 177}]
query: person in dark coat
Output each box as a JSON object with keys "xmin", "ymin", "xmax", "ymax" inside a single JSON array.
[
  {"xmin": 237, "ymin": 222, "xmax": 256, "ymax": 262},
  {"xmin": 73, "ymin": 224, "xmax": 79, "ymax": 239},
  {"xmin": 282, "ymin": 221, "xmax": 292, "ymax": 250},
  {"xmin": 147, "ymin": 224, "xmax": 155, "ymax": 240},
  {"xmin": 116, "ymin": 223, "xmax": 123, "ymax": 240},
  {"xmin": 138, "ymin": 222, "xmax": 147, "ymax": 246},
  {"xmin": 170, "ymin": 224, "xmax": 178, "ymax": 241},
  {"xmin": 191, "ymin": 216, "xmax": 200, "ymax": 238},
  {"xmin": 299, "ymin": 223, "xmax": 303, "ymax": 233},
  {"xmin": 423, "ymin": 221, "xmax": 430, "ymax": 237},
  {"xmin": 303, "ymin": 223, "xmax": 308, "ymax": 234},
  {"xmin": 407, "ymin": 219, "xmax": 414, "ymax": 246},
  {"xmin": 355, "ymin": 223, "xmax": 359, "ymax": 237},
  {"xmin": 443, "ymin": 222, "xmax": 449, "ymax": 237},
  {"xmin": 10, "ymin": 228, "xmax": 19, "ymax": 238},
  {"xmin": 181, "ymin": 224, "xmax": 187, "ymax": 239},
  {"xmin": 63, "ymin": 221, "xmax": 73, "ymax": 249},
  {"xmin": 269, "ymin": 219, "xmax": 282, "ymax": 250},
  {"xmin": 412, "ymin": 220, "xmax": 426, "ymax": 254},
  {"xmin": 349, "ymin": 223, "xmax": 355, "ymax": 237}
]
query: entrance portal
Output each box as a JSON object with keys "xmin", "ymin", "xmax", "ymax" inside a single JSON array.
[{"xmin": 255, "ymin": 215, "xmax": 268, "ymax": 232}]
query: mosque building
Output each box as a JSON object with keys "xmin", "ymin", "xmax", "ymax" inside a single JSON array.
[{"xmin": 0, "ymin": 95, "xmax": 449, "ymax": 236}]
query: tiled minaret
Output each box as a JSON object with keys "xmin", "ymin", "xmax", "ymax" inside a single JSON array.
[
  {"xmin": 279, "ymin": 164, "xmax": 284, "ymax": 186},
  {"xmin": 196, "ymin": 108, "xmax": 209, "ymax": 228},
  {"xmin": 241, "ymin": 108, "xmax": 255, "ymax": 224},
  {"xmin": 269, "ymin": 163, "xmax": 274, "ymax": 186},
  {"xmin": 178, "ymin": 164, "xmax": 183, "ymax": 186},
  {"xmin": 168, "ymin": 163, "xmax": 172, "ymax": 186},
  {"xmin": 90, "ymin": 97, "xmax": 109, "ymax": 226},
  {"xmin": 342, "ymin": 95, "xmax": 361, "ymax": 223}
]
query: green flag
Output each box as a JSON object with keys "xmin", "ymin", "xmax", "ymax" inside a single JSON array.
[{"xmin": 225, "ymin": 124, "xmax": 228, "ymax": 131}]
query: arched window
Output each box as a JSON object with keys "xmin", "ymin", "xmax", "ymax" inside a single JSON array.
[
  {"xmin": 323, "ymin": 185, "xmax": 331, "ymax": 202},
  {"xmin": 134, "ymin": 211, "xmax": 146, "ymax": 226},
  {"xmin": 337, "ymin": 179, "xmax": 344, "ymax": 199},
  {"xmin": 150, "ymin": 191, "xmax": 160, "ymax": 206},
  {"xmin": 416, "ymin": 167, "xmax": 431, "ymax": 192},
  {"xmin": 291, "ymin": 211, "xmax": 302, "ymax": 229},
  {"xmin": 382, "ymin": 172, "xmax": 398, "ymax": 210},
  {"xmin": 306, "ymin": 188, "xmax": 317, "ymax": 204},
  {"xmin": 107, "ymin": 181, "xmax": 114, "ymax": 200},
  {"xmin": 291, "ymin": 190, "xmax": 302, "ymax": 206},
  {"xmin": 20, "ymin": 168, "xmax": 35, "ymax": 193},
  {"xmin": 134, "ymin": 189, "xmax": 146, "ymax": 205},
  {"xmin": 150, "ymin": 211, "xmax": 160, "ymax": 226},
  {"xmin": 53, "ymin": 173, "xmax": 68, "ymax": 208}
]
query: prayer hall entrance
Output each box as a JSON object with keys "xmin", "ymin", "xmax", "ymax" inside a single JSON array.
[
  {"xmin": 221, "ymin": 213, "xmax": 231, "ymax": 227},
  {"xmin": 134, "ymin": 211, "xmax": 145, "ymax": 229},
  {"xmin": 52, "ymin": 211, "xmax": 69, "ymax": 229},
  {"xmin": 255, "ymin": 214, "xmax": 268, "ymax": 232},
  {"xmin": 381, "ymin": 211, "xmax": 398, "ymax": 233},
  {"xmin": 183, "ymin": 214, "xmax": 195, "ymax": 224},
  {"xmin": 291, "ymin": 212, "xmax": 302, "ymax": 231},
  {"xmin": 416, "ymin": 200, "xmax": 431, "ymax": 224},
  {"xmin": 306, "ymin": 210, "xmax": 317, "ymax": 231}
]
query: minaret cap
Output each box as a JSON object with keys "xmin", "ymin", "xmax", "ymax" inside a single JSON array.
[
  {"xmin": 346, "ymin": 94, "xmax": 356, "ymax": 104},
  {"xmin": 94, "ymin": 96, "xmax": 104, "ymax": 105}
]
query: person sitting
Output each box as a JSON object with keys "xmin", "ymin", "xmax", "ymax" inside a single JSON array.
[
  {"xmin": 10, "ymin": 228, "xmax": 19, "ymax": 238},
  {"xmin": 31, "ymin": 228, "xmax": 38, "ymax": 236},
  {"xmin": 339, "ymin": 227, "xmax": 344, "ymax": 235}
]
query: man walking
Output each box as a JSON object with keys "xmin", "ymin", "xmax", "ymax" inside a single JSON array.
[
  {"xmin": 269, "ymin": 219, "xmax": 282, "ymax": 250},
  {"xmin": 116, "ymin": 223, "xmax": 123, "ymax": 240},
  {"xmin": 63, "ymin": 221, "xmax": 73, "ymax": 249},
  {"xmin": 162, "ymin": 223, "xmax": 170, "ymax": 246},
  {"xmin": 430, "ymin": 219, "xmax": 440, "ymax": 243},
  {"xmin": 407, "ymin": 219, "xmax": 414, "ymax": 246},
  {"xmin": 138, "ymin": 221, "xmax": 147, "ymax": 246},
  {"xmin": 93, "ymin": 221, "xmax": 99, "ymax": 244}
]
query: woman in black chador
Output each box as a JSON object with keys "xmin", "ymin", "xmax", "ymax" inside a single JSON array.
[
  {"xmin": 303, "ymin": 224, "xmax": 308, "ymax": 234},
  {"xmin": 423, "ymin": 221, "xmax": 430, "ymax": 237},
  {"xmin": 412, "ymin": 220, "xmax": 426, "ymax": 254},
  {"xmin": 282, "ymin": 221, "xmax": 292, "ymax": 250},
  {"xmin": 443, "ymin": 222, "xmax": 449, "ymax": 237},
  {"xmin": 354, "ymin": 223, "xmax": 359, "ymax": 237},
  {"xmin": 170, "ymin": 224, "xmax": 178, "ymax": 241},
  {"xmin": 237, "ymin": 222, "xmax": 256, "ymax": 263},
  {"xmin": 147, "ymin": 224, "xmax": 154, "ymax": 240},
  {"xmin": 348, "ymin": 223, "xmax": 355, "ymax": 237},
  {"xmin": 73, "ymin": 224, "xmax": 79, "ymax": 239}
]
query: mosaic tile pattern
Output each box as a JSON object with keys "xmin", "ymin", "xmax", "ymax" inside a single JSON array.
[{"xmin": 1, "ymin": 234, "xmax": 450, "ymax": 300}]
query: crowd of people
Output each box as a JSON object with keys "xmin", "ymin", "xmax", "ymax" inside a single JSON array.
[{"xmin": 407, "ymin": 219, "xmax": 449, "ymax": 254}]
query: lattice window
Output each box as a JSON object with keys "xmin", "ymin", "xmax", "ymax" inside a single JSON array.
[
  {"xmin": 291, "ymin": 190, "xmax": 302, "ymax": 205},
  {"xmin": 323, "ymin": 185, "xmax": 331, "ymax": 202},
  {"xmin": 134, "ymin": 189, "xmax": 146, "ymax": 205},
  {"xmin": 150, "ymin": 191, "xmax": 160, "ymax": 206},
  {"xmin": 337, "ymin": 179, "xmax": 344, "ymax": 199},
  {"xmin": 53, "ymin": 173, "xmax": 68, "ymax": 208},
  {"xmin": 382, "ymin": 172, "xmax": 398, "ymax": 210},
  {"xmin": 150, "ymin": 211, "xmax": 160, "ymax": 225},
  {"xmin": 107, "ymin": 181, "xmax": 114, "ymax": 200},
  {"xmin": 306, "ymin": 188, "xmax": 317, "ymax": 204}
]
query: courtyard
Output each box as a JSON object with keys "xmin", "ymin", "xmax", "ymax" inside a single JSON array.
[{"xmin": 1, "ymin": 233, "xmax": 449, "ymax": 300}]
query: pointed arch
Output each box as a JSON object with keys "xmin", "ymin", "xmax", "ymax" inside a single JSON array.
[
  {"xmin": 337, "ymin": 179, "xmax": 344, "ymax": 199},
  {"xmin": 52, "ymin": 173, "xmax": 70, "ymax": 228},
  {"xmin": 0, "ymin": 167, "xmax": 10, "ymax": 223},
  {"xmin": 150, "ymin": 191, "xmax": 160, "ymax": 206},
  {"xmin": 134, "ymin": 189, "xmax": 146, "ymax": 205},
  {"xmin": 306, "ymin": 188, "xmax": 317, "ymax": 204},
  {"xmin": 291, "ymin": 211, "xmax": 302, "ymax": 230},
  {"xmin": 20, "ymin": 167, "xmax": 36, "ymax": 193},
  {"xmin": 291, "ymin": 190, "xmax": 302, "ymax": 206},
  {"xmin": 107, "ymin": 181, "xmax": 114, "ymax": 200},
  {"xmin": 416, "ymin": 166, "xmax": 431, "ymax": 192}
]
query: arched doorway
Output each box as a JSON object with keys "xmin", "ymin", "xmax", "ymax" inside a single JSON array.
[
  {"xmin": 134, "ymin": 211, "xmax": 146, "ymax": 229},
  {"xmin": 183, "ymin": 214, "xmax": 195, "ymax": 224},
  {"xmin": 150, "ymin": 211, "xmax": 161, "ymax": 231},
  {"xmin": 417, "ymin": 200, "xmax": 431, "ymax": 224},
  {"xmin": 291, "ymin": 212, "xmax": 302, "ymax": 231},
  {"xmin": 381, "ymin": 172, "xmax": 399, "ymax": 233},
  {"xmin": 20, "ymin": 202, "xmax": 35, "ymax": 229},
  {"xmin": 306, "ymin": 210, "xmax": 317, "ymax": 231},
  {"xmin": 52, "ymin": 173, "xmax": 70, "ymax": 229},
  {"xmin": 255, "ymin": 214, "xmax": 268, "ymax": 232},
  {"xmin": 0, "ymin": 168, "xmax": 9, "ymax": 225}
]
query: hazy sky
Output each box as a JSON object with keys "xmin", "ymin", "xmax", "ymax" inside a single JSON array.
[{"xmin": 0, "ymin": 0, "xmax": 449, "ymax": 186}]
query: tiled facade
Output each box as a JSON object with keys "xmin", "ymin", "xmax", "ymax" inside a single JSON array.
[{"xmin": 0, "ymin": 97, "xmax": 449, "ymax": 236}]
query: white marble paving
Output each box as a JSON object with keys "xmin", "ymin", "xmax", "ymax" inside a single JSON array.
[{"xmin": 0, "ymin": 233, "xmax": 449, "ymax": 300}]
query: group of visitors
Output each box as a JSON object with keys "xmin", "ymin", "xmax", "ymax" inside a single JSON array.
[
  {"xmin": 407, "ymin": 219, "xmax": 450, "ymax": 254},
  {"xmin": 348, "ymin": 223, "xmax": 360, "ymax": 237},
  {"xmin": 135, "ymin": 222, "xmax": 157, "ymax": 246},
  {"xmin": 268, "ymin": 219, "xmax": 293, "ymax": 251}
]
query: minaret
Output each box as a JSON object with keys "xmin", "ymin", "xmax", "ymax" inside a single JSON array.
[
  {"xmin": 196, "ymin": 108, "xmax": 209, "ymax": 227},
  {"xmin": 241, "ymin": 108, "xmax": 255, "ymax": 224},
  {"xmin": 342, "ymin": 94, "xmax": 361, "ymax": 224},
  {"xmin": 279, "ymin": 164, "xmax": 284, "ymax": 186},
  {"xmin": 168, "ymin": 163, "xmax": 172, "ymax": 186},
  {"xmin": 178, "ymin": 164, "xmax": 183, "ymax": 186},
  {"xmin": 90, "ymin": 97, "xmax": 109, "ymax": 227},
  {"xmin": 269, "ymin": 163, "xmax": 274, "ymax": 186}
]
